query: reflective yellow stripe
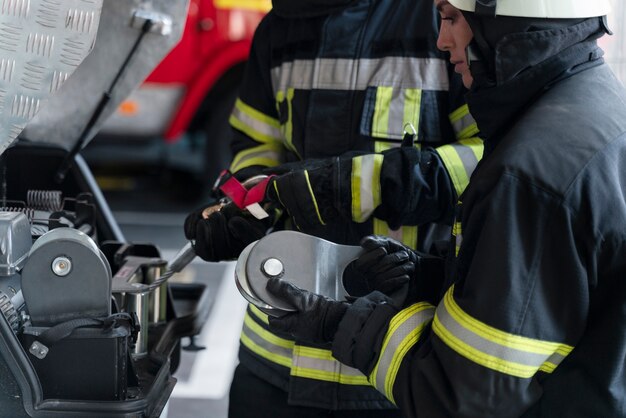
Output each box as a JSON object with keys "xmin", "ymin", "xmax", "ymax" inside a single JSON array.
[
  {"xmin": 374, "ymin": 141, "xmax": 394, "ymax": 153},
  {"xmin": 403, "ymin": 88, "xmax": 422, "ymax": 132},
  {"xmin": 436, "ymin": 145, "xmax": 470, "ymax": 197},
  {"xmin": 214, "ymin": 0, "xmax": 271, "ymax": 11},
  {"xmin": 249, "ymin": 304, "xmax": 269, "ymax": 324},
  {"xmin": 369, "ymin": 302, "xmax": 435, "ymax": 403},
  {"xmin": 303, "ymin": 170, "xmax": 326, "ymax": 225},
  {"xmin": 240, "ymin": 332, "xmax": 292, "ymax": 368},
  {"xmin": 351, "ymin": 154, "xmax": 384, "ymax": 222},
  {"xmin": 433, "ymin": 286, "xmax": 574, "ymax": 379},
  {"xmin": 449, "ymin": 104, "xmax": 479, "ymax": 139},
  {"xmin": 372, "ymin": 87, "xmax": 393, "ymax": 138},
  {"xmin": 230, "ymin": 98, "xmax": 282, "ymax": 145},
  {"xmin": 402, "ymin": 226, "xmax": 418, "ymax": 250},
  {"xmin": 291, "ymin": 346, "xmax": 370, "ymax": 385},
  {"xmin": 230, "ymin": 143, "xmax": 282, "ymax": 172},
  {"xmin": 275, "ymin": 88, "xmax": 302, "ymax": 159},
  {"xmin": 435, "ymin": 138, "xmax": 483, "ymax": 197},
  {"xmin": 243, "ymin": 312, "xmax": 293, "ymax": 349},
  {"xmin": 452, "ymin": 221, "xmax": 462, "ymax": 257},
  {"xmin": 240, "ymin": 312, "xmax": 294, "ymax": 368},
  {"xmin": 373, "ymin": 219, "xmax": 418, "ymax": 250}
]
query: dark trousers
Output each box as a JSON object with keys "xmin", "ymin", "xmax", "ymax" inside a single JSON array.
[{"xmin": 228, "ymin": 363, "xmax": 403, "ymax": 418}]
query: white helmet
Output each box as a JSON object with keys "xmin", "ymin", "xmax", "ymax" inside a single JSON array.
[{"xmin": 448, "ymin": 0, "xmax": 611, "ymax": 19}]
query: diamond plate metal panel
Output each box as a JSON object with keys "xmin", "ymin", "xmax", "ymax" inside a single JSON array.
[
  {"xmin": 0, "ymin": 0, "xmax": 102, "ymax": 155},
  {"xmin": 21, "ymin": 0, "xmax": 190, "ymax": 151}
]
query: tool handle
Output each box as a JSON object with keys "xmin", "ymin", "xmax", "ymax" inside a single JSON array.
[{"xmin": 166, "ymin": 242, "xmax": 196, "ymax": 274}]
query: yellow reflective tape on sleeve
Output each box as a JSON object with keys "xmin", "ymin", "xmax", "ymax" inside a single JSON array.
[
  {"xmin": 449, "ymin": 104, "xmax": 479, "ymax": 139},
  {"xmin": 403, "ymin": 88, "xmax": 422, "ymax": 133},
  {"xmin": 303, "ymin": 170, "xmax": 326, "ymax": 226},
  {"xmin": 369, "ymin": 302, "xmax": 435, "ymax": 403},
  {"xmin": 459, "ymin": 137, "xmax": 484, "ymax": 161},
  {"xmin": 230, "ymin": 143, "xmax": 282, "ymax": 172},
  {"xmin": 432, "ymin": 286, "xmax": 574, "ymax": 379},
  {"xmin": 351, "ymin": 154, "xmax": 384, "ymax": 222},
  {"xmin": 374, "ymin": 141, "xmax": 394, "ymax": 153},
  {"xmin": 435, "ymin": 139, "xmax": 483, "ymax": 197},
  {"xmin": 214, "ymin": 0, "xmax": 271, "ymax": 11},
  {"xmin": 291, "ymin": 345, "xmax": 370, "ymax": 386},
  {"xmin": 230, "ymin": 99, "xmax": 282, "ymax": 144},
  {"xmin": 372, "ymin": 87, "xmax": 393, "ymax": 138},
  {"xmin": 240, "ymin": 311, "xmax": 294, "ymax": 368}
]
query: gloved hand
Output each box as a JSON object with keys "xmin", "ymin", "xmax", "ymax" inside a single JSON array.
[
  {"xmin": 266, "ymin": 277, "xmax": 349, "ymax": 345},
  {"xmin": 184, "ymin": 202, "xmax": 271, "ymax": 262},
  {"xmin": 343, "ymin": 235, "xmax": 418, "ymax": 307},
  {"xmin": 265, "ymin": 159, "xmax": 340, "ymax": 231}
]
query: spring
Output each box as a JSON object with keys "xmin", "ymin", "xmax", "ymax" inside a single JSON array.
[
  {"xmin": 0, "ymin": 206, "xmax": 35, "ymax": 221},
  {"xmin": 26, "ymin": 190, "xmax": 63, "ymax": 212}
]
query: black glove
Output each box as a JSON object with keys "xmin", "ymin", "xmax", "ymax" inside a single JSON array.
[
  {"xmin": 184, "ymin": 203, "xmax": 271, "ymax": 262},
  {"xmin": 265, "ymin": 159, "xmax": 339, "ymax": 231},
  {"xmin": 343, "ymin": 235, "xmax": 418, "ymax": 307},
  {"xmin": 266, "ymin": 278, "xmax": 349, "ymax": 345}
]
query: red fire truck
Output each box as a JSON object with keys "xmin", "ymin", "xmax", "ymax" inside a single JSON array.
[{"xmin": 89, "ymin": 0, "xmax": 270, "ymax": 193}]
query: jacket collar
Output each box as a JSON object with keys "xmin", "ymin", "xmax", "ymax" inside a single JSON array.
[{"xmin": 463, "ymin": 17, "xmax": 607, "ymax": 152}]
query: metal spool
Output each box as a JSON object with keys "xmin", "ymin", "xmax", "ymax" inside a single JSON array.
[
  {"xmin": 234, "ymin": 231, "xmax": 364, "ymax": 316},
  {"xmin": 21, "ymin": 228, "xmax": 111, "ymax": 326}
]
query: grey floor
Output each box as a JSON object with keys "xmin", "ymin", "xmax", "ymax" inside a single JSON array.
[{"xmin": 102, "ymin": 178, "xmax": 243, "ymax": 418}]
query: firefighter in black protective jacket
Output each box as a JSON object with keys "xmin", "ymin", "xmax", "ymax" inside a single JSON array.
[
  {"xmin": 183, "ymin": 0, "xmax": 482, "ymax": 416},
  {"xmin": 264, "ymin": 0, "xmax": 626, "ymax": 416}
]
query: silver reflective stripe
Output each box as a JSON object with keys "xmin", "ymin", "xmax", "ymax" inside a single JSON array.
[
  {"xmin": 435, "ymin": 138, "xmax": 483, "ymax": 197},
  {"xmin": 241, "ymin": 322, "xmax": 293, "ymax": 360},
  {"xmin": 433, "ymin": 286, "xmax": 573, "ymax": 379},
  {"xmin": 371, "ymin": 303, "xmax": 435, "ymax": 403},
  {"xmin": 386, "ymin": 88, "xmax": 406, "ymax": 138},
  {"xmin": 271, "ymin": 57, "xmax": 449, "ymax": 95},
  {"xmin": 230, "ymin": 145, "xmax": 282, "ymax": 172},
  {"xmin": 451, "ymin": 142, "xmax": 479, "ymax": 180},
  {"xmin": 353, "ymin": 154, "xmax": 381, "ymax": 221},
  {"xmin": 231, "ymin": 102, "xmax": 283, "ymax": 141},
  {"xmin": 293, "ymin": 355, "xmax": 363, "ymax": 376},
  {"xmin": 452, "ymin": 111, "xmax": 478, "ymax": 139}
]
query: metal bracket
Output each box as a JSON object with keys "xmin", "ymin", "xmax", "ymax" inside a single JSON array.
[
  {"xmin": 131, "ymin": 10, "xmax": 173, "ymax": 36},
  {"xmin": 29, "ymin": 341, "xmax": 49, "ymax": 360}
]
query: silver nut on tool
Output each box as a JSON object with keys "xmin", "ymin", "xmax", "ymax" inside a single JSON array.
[
  {"xmin": 262, "ymin": 258, "xmax": 284, "ymax": 278},
  {"xmin": 51, "ymin": 256, "xmax": 72, "ymax": 277}
]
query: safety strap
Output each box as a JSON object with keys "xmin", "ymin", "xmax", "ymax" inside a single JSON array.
[
  {"xmin": 26, "ymin": 313, "xmax": 136, "ymax": 360},
  {"xmin": 216, "ymin": 170, "xmax": 275, "ymax": 219}
]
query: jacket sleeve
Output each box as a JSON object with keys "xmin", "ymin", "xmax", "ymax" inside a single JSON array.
[
  {"xmin": 332, "ymin": 173, "xmax": 588, "ymax": 417},
  {"xmin": 228, "ymin": 13, "xmax": 285, "ymax": 179},
  {"xmin": 348, "ymin": 82, "xmax": 482, "ymax": 228}
]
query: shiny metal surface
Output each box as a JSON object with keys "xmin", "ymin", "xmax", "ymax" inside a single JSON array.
[
  {"xmin": 238, "ymin": 231, "xmax": 364, "ymax": 314},
  {"xmin": 234, "ymin": 241, "xmax": 277, "ymax": 313},
  {"xmin": 0, "ymin": 0, "xmax": 103, "ymax": 154},
  {"xmin": 22, "ymin": 0, "xmax": 189, "ymax": 150}
]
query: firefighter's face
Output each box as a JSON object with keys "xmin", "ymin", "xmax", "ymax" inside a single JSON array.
[{"xmin": 435, "ymin": 0, "xmax": 474, "ymax": 89}]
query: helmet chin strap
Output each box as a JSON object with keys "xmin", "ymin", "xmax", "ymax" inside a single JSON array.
[{"xmin": 475, "ymin": 0, "xmax": 497, "ymax": 17}]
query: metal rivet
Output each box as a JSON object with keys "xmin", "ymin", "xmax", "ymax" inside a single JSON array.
[
  {"xmin": 51, "ymin": 256, "xmax": 72, "ymax": 277},
  {"xmin": 262, "ymin": 258, "xmax": 284, "ymax": 278}
]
